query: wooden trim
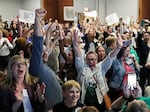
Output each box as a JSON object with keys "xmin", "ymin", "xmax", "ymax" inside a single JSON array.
[{"xmin": 138, "ymin": 0, "xmax": 142, "ymax": 21}]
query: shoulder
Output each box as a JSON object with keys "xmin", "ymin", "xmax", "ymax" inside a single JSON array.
[{"xmin": 53, "ymin": 102, "xmax": 66, "ymax": 111}]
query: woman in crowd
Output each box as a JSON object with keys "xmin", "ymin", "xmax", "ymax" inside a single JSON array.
[
  {"xmin": 95, "ymin": 45, "xmax": 106, "ymax": 62},
  {"xmin": 122, "ymin": 81, "xmax": 150, "ymax": 112},
  {"xmin": 53, "ymin": 80, "xmax": 84, "ymax": 112},
  {"xmin": 59, "ymin": 26, "xmax": 78, "ymax": 82},
  {"xmin": 72, "ymin": 27, "xmax": 123, "ymax": 111},
  {"xmin": 82, "ymin": 26, "xmax": 99, "ymax": 53},
  {"xmin": 107, "ymin": 42, "xmax": 139, "ymax": 102},
  {"xmin": 0, "ymin": 55, "xmax": 46, "ymax": 112},
  {"xmin": 0, "ymin": 29, "xmax": 13, "ymax": 72}
]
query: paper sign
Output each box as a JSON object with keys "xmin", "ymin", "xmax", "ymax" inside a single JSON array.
[
  {"xmin": 105, "ymin": 13, "xmax": 119, "ymax": 26},
  {"xmin": 123, "ymin": 16, "xmax": 131, "ymax": 25},
  {"xmin": 84, "ymin": 10, "xmax": 97, "ymax": 20},
  {"xmin": 19, "ymin": 10, "xmax": 35, "ymax": 24}
]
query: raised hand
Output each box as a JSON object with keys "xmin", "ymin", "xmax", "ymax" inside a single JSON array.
[
  {"xmin": 122, "ymin": 81, "xmax": 130, "ymax": 99},
  {"xmin": 57, "ymin": 24, "xmax": 64, "ymax": 40},
  {"xmin": 117, "ymin": 34, "xmax": 123, "ymax": 48},
  {"xmin": 71, "ymin": 27, "xmax": 79, "ymax": 44},
  {"xmin": 130, "ymin": 82, "xmax": 142, "ymax": 98},
  {"xmin": 36, "ymin": 82, "xmax": 46, "ymax": 102},
  {"xmin": 34, "ymin": 8, "xmax": 47, "ymax": 36},
  {"xmin": 35, "ymin": 9, "xmax": 47, "ymax": 20}
]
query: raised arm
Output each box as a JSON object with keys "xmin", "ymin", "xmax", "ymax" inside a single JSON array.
[
  {"xmin": 101, "ymin": 34, "xmax": 123, "ymax": 73},
  {"xmin": 29, "ymin": 9, "xmax": 47, "ymax": 75},
  {"xmin": 72, "ymin": 27, "xmax": 85, "ymax": 75},
  {"xmin": 34, "ymin": 9, "xmax": 46, "ymax": 37},
  {"xmin": 16, "ymin": 16, "xmax": 22, "ymax": 37},
  {"xmin": 109, "ymin": 34, "xmax": 123, "ymax": 57},
  {"xmin": 72, "ymin": 28, "xmax": 82, "ymax": 57},
  {"xmin": 45, "ymin": 23, "xmax": 59, "ymax": 55}
]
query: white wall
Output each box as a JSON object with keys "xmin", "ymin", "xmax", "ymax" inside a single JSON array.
[
  {"xmin": 21, "ymin": 0, "xmax": 41, "ymax": 12},
  {"xmin": 0, "ymin": 0, "xmax": 22, "ymax": 21},
  {"xmin": 74, "ymin": 0, "xmax": 139, "ymax": 24},
  {"xmin": 0, "ymin": 0, "xmax": 41, "ymax": 21},
  {"xmin": 96, "ymin": 0, "xmax": 106, "ymax": 24},
  {"xmin": 74, "ymin": 0, "xmax": 97, "ymax": 12},
  {"xmin": 106, "ymin": 0, "xmax": 139, "ymax": 22}
]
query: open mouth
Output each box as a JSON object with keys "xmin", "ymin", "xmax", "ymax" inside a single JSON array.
[{"xmin": 18, "ymin": 69, "xmax": 24, "ymax": 74}]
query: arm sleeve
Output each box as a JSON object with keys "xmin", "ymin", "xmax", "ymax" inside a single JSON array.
[{"xmin": 29, "ymin": 35, "xmax": 44, "ymax": 76}]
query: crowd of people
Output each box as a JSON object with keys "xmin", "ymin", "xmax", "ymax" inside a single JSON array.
[{"xmin": 0, "ymin": 8, "xmax": 150, "ymax": 112}]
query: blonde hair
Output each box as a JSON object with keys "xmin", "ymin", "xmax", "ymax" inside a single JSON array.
[
  {"xmin": 62, "ymin": 80, "xmax": 81, "ymax": 92},
  {"xmin": 78, "ymin": 106, "xmax": 99, "ymax": 112},
  {"xmin": 105, "ymin": 35, "xmax": 116, "ymax": 47},
  {"xmin": 2, "ymin": 55, "xmax": 38, "ymax": 89}
]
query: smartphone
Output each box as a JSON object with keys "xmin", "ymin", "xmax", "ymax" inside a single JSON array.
[
  {"xmin": 123, "ymin": 40, "xmax": 131, "ymax": 47},
  {"xmin": 128, "ymin": 73, "xmax": 137, "ymax": 90}
]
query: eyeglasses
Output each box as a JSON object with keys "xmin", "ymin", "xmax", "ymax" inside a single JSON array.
[
  {"xmin": 87, "ymin": 58, "xmax": 97, "ymax": 61},
  {"xmin": 13, "ymin": 62, "xmax": 26, "ymax": 67}
]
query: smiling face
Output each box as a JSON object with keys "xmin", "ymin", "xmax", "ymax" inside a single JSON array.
[
  {"xmin": 96, "ymin": 46, "xmax": 106, "ymax": 62},
  {"xmin": 63, "ymin": 86, "xmax": 80, "ymax": 105}
]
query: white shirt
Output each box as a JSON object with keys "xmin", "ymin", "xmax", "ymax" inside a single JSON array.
[{"xmin": 0, "ymin": 37, "xmax": 13, "ymax": 56}]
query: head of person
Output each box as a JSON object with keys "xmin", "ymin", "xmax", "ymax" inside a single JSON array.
[
  {"xmin": 95, "ymin": 45, "xmax": 106, "ymax": 62},
  {"xmin": 107, "ymin": 26, "xmax": 113, "ymax": 33},
  {"xmin": 86, "ymin": 51, "xmax": 98, "ymax": 69},
  {"xmin": 78, "ymin": 106, "xmax": 99, "ymax": 112},
  {"xmin": 105, "ymin": 35, "xmax": 117, "ymax": 49},
  {"xmin": 126, "ymin": 100, "xmax": 150, "ymax": 112},
  {"xmin": 2, "ymin": 55, "xmax": 37, "ymax": 88},
  {"xmin": 143, "ymin": 32, "xmax": 150, "ymax": 42},
  {"xmin": 11, "ymin": 21, "xmax": 17, "ymax": 29},
  {"xmin": 87, "ymin": 28, "xmax": 96, "ymax": 40},
  {"xmin": 42, "ymin": 45, "xmax": 49, "ymax": 63},
  {"xmin": 117, "ymin": 45, "xmax": 130, "ymax": 59},
  {"xmin": 66, "ymin": 49, "xmax": 75, "ymax": 64},
  {"xmin": 24, "ymin": 42, "xmax": 33, "ymax": 59},
  {"xmin": 13, "ymin": 37, "xmax": 26, "ymax": 56},
  {"xmin": 62, "ymin": 80, "xmax": 81, "ymax": 106},
  {"xmin": 7, "ymin": 28, "xmax": 14, "ymax": 36}
]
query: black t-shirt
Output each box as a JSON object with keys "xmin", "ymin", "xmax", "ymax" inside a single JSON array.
[{"xmin": 53, "ymin": 102, "xmax": 84, "ymax": 112}]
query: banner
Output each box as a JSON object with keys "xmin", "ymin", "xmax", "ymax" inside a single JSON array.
[
  {"xmin": 83, "ymin": 10, "xmax": 97, "ymax": 20},
  {"xmin": 123, "ymin": 16, "xmax": 131, "ymax": 25},
  {"xmin": 19, "ymin": 10, "xmax": 35, "ymax": 24},
  {"xmin": 105, "ymin": 13, "xmax": 119, "ymax": 26}
]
